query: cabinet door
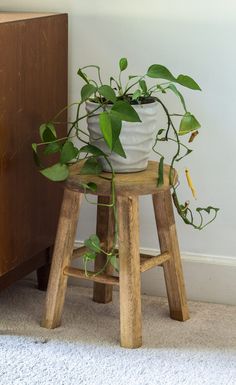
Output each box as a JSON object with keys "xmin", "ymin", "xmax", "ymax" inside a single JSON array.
[{"xmin": 0, "ymin": 14, "xmax": 68, "ymax": 275}]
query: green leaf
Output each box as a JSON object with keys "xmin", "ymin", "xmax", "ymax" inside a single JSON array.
[
  {"xmin": 32, "ymin": 143, "xmax": 41, "ymax": 167},
  {"xmin": 119, "ymin": 58, "xmax": 128, "ymax": 71},
  {"xmin": 147, "ymin": 64, "xmax": 176, "ymax": 82},
  {"xmin": 156, "ymin": 84, "xmax": 166, "ymax": 93},
  {"xmin": 81, "ymin": 83, "xmax": 96, "ymax": 101},
  {"xmin": 110, "ymin": 255, "xmax": 119, "ymax": 271},
  {"xmin": 157, "ymin": 157, "xmax": 164, "ymax": 187},
  {"xmin": 157, "ymin": 128, "xmax": 166, "ymax": 137},
  {"xmin": 84, "ymin": 234, "xmax": 101, "ymax": 253},
  {"xmin": 132, "ymin": 89, "xmax": 142, "ymax": 101},
  {"xmin": 81, "ymin": 182, "xmax": 97, "ymax": 192},
  {"xmin": 110, "ymin": 111, "xmax": 122, "ymax": 149},
  {"xmin": 110, "ymin": 76, "xmax": 120, "ymax": 90},
  {"xmin": 176, "ymin": 75, "xmax": 201, "ymax": 91},
  {"xmin": 46, "ymin": 123, "xmax": 56, "ymax": 136},
  {"xmin": 80, "ymin": 158, "xmax": 103, "ymax": 175},
  {"xmin": 77, "ymin": 68, "xmax": 89, "ymax": 84},
  {"xmin": 112, "ymin": 137, "xmax": 126, "ymax": 158},
  {"xmin": 147, "ymin": 65, "xmax": 201, "ymax": 91},
  {"xmin": 128, "ymin": 75, "xmax": 139, "ymax": 80},
  {"xmin": 98, "ymin": 85, "xmax": 116, "ymax": 103},
  {"xmin": 79, "ymin": 144, "xmax": 106, "ymax": 157},
  {"xmin": 44, "ymin": 141, "xmax": 62, "ymax": 155},
  {"xmin": 40, "ymin": 163, "xmax": 69, "ymax": 181},
  {"xmin": 111, "ymin": 101, "xmax": 141, "ymax": 122},
  {"xmin": 179, "ymin": 112, "xmax": 201, "ymax": 135},
  {"xmin": 39, "ymin": 123, "xmax": 57, "ymax": 142},
  {"xmin": 86, "ymin": 182, "xmax": 97, "ymax": 192},
  {"xmin": 99, "ymin": 111, "xmax": 113, "ymax": 149},
  {"xmin": 32, "ymin": 143, "xmax": 37, "ymax": 153},
  {"xmin": 167, "ymin": 83, "xmax": 187, "ymax": 112},
  {"xmin": 41, "ymin": 128, "xmax": 56, "ymax": 142},
  {"xmin": 139, "ymin": 79, "xmax": 147, "ymax": 93},
  {"xmin": 83, "ymin": 251, "xmax": 96, "ymax": 261},
  {"xmin": 60, "ymin": 141, "xmax": 79, "ymax": 164}
]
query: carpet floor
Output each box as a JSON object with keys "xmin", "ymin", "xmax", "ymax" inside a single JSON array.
[{"xmin": 0, "ymin": 280, "xmax": 236, "ymax": 385}]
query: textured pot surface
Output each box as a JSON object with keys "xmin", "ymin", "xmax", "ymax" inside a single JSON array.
[{"xmin": 86, "ymin": 101, "xmax": 159, "ymax": 173}]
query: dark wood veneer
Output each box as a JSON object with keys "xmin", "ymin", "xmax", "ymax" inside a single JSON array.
[{"xmin": 0, "ymin": 13, "xmax": 68, "ymax": 289}]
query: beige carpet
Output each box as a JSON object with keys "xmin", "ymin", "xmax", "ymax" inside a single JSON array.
[{"xmin": 0, "ymin": 279, "xmax": 236, "ymax": 385}]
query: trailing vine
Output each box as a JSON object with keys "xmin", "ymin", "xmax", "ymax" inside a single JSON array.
[{"xmin": 32, "ymin": 58, "xmax": 219, "ymax": 274}]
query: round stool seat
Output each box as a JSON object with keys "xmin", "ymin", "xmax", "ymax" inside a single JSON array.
[{"xmin": 67, "ymin": 160, "xmax": 177, "ymax": 196}]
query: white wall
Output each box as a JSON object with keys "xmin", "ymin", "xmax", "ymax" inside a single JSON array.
[{"xmin": 2, "ymin": 1, "xmax": 236, "ymax": 301}]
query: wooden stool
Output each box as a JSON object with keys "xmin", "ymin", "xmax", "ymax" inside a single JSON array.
[{"xmin": 41, "ymin": 161, "xmax": 189, "ymax": 348}]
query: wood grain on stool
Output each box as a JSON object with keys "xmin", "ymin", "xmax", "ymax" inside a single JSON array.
[
  {"xmin": 67, "ymin": 160, "xmax": 177, "ymax": 197},
  {"xmin": 41, "ymin": 161, "xmax": 189, "ymax": 348},
  {"xmin": 41, "ymin": 188, "xmax": 82, "ymax": 329},
  {"xmin": 152, "ymin": 190, "xmax": 189, "ymax": 321},
  {"xmin": 93, "ymin": 196, "xmax": 115, "ymax": 303},
  {"xmin": 117, "ymin": 195, "xmax": 142, "ymax": 348}
]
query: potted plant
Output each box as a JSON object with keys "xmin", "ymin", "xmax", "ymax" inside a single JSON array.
[{"xmin": 32, "ymin": 58, "xmax": 219, "ymax": 273}]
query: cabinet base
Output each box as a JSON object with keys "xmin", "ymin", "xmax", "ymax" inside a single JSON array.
[{"xmin": 0, "ymin": 247, "xmax": 53, "ymax": 292}]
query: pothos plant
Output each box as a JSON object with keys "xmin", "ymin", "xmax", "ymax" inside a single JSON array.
[{"xmin": 32, "ymin": 58, "xmax": 219, "ymax": 275}]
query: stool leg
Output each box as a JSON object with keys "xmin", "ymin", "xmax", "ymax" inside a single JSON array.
[
  {"xmin": 152, "ymin": 190, "xmax": 189, "ymax": 321},
  {"xmin": 93, "ymin": 196, "xmax": 114, "ymax": 303},
  {"xmin": 41, "ymin": 188, "xmax": 82, "ymax": 329},
  {"xmin": 117, "ymin": 195, "xmax": 142, "ymax": 348}
]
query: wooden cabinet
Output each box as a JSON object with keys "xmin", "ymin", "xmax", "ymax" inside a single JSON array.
[{"xmin": 0, "ymin": 13, "xmax": 68, "ymax": 290}]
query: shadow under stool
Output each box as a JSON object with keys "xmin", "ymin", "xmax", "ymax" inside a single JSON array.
[{"xmin": 41, "ymin": 160, "xmax": 189, "ymax": 348}]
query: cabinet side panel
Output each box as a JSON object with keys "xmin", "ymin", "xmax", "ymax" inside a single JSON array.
[{"xmin": 0, "ymin": 14, "xmax": 68, "ymax": 275}]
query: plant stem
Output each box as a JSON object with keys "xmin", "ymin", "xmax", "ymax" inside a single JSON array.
[
  {"xmin": 51, "ymin": 102, "xmax": 80, "ymax": 122},
  {"xmin": 123, "ymin": 75, "xmax": 145, "ymax": 95},
  {"xmin": 80, "ymin": 65, "xmax": 103, "ymax": 86}
]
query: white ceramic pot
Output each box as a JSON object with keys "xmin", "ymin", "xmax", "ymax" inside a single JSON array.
[{"xmin": 86, "ymin": 100, "xmax": 159, "ymax": 173}]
